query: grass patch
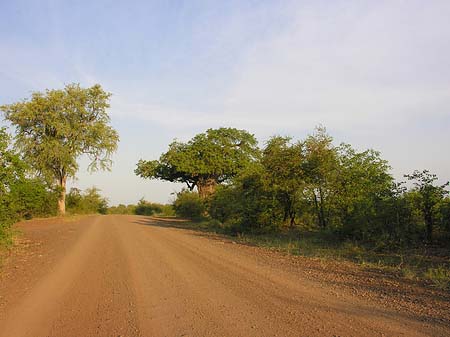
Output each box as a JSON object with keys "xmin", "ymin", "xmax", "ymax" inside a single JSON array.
[
  {"xmin": 424, "ymin": 266, "xmax": 450, "ymax": 290},
  {"xmin": 239, "ymin": 231, "xmax": 450, "ymax": 287},
  {"xmin": 0, "ymin": 227, "xmax": 14, "ymax": 250}
]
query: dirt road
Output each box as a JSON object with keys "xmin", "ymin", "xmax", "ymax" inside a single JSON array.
[{"xmin": 0, "ymin": 215, "xmax": 449, "ymax": 337}]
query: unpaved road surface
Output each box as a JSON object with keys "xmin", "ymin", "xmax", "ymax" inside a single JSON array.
[{"xmin": 0, "ymin": 215, "xmax": 449, "ymax": 337}]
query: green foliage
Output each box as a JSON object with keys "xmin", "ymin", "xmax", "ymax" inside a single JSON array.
[
  {"xmin": 438, "ymin": 198, "xmax": 450, "ymax": 232},
  {"xmin": 172, "ymin": 190, "xmax": 206, "ymax": 219},
  {"xmin": 136, "ymin": 127, "xmax": 259, "ymax": 198},
  {"xmin": 158, "ymin": 204, "xmax": 176, "ymax": 216},
  {"xmin": 8, "ymin": 179, "xmax": 58, "ymax": 219},
  {"xmin": 0, "ymin": 128, "xmax": 21, "ymax": 241},
  {"xmin": 134, "ymin": 198, "xmax": 162, "ymax": 216},
  {"xmin": 107, "ymin": 200, "xmax": 174, "ymax": 216},
  {"xmin": 203, "ymin": 126, "xmax": 450, "ymax": 249},
  {"xmin": 66, "ymin": 187, "xmax": 108, "ymax": 215},
  {"xmin": 332, "ymin": 144, "xmax": 394, "ymax": 240},
  {"xmin": 262, "ymin": 137, "xmax": 305, "ymax": 227},
  {"xmin": 210, "ymin": 164, "xmax": 282, "ymax": 233},
  {"xmin": 302, "ymin": 126, "xmax": 339, "ymax": 228},
  {"xmin": 107, "ymin": 204, "xmax": 137, "ymax": 215},
  {"xmin": 405, "ymin": 170, "xmax": 449, "ymax": 242},
  {"xmin": 1, "ymin": 84, "xmax": 119, "ymax": 215},
  {"xmin": 1, "ymin": 128, "xmax": 57, "ymax": 245},
  {"xmin": 424, "ymin": 266, "xmax": 450, "ymax": 290}
]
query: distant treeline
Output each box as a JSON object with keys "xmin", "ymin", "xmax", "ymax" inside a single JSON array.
[
  {"xmin": 108, "ymin": 199, "xmax": 174, "ymax": 217},
  {"xmin": 138, "ymin": 127, "xmax": 450, "ymax": 249}
]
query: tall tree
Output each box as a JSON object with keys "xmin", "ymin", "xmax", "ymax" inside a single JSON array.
[
  {"xmin": 334, "ymin": 144, "xmax": 393, "ymax": 238},
  {"xmin": 262, "ymin": 136, "xmax": 305, "ymax": 227},
  {"xmin": 405, "ymin": 170, "xmax": 449, "ymax": 242},
  {"xmin": 302, "ymin": 127, "xmax": 338, "ymax": 228},
  {"xmin": 136, "ymin": 127, "xmax": 259, "ymax": 198},
  {"xmin": 1, "ymin": 84, "xmax": 119, "ymax": 215}
]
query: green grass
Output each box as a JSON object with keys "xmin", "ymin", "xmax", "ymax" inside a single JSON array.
[
  {"xmin": 0, "ymin": 227, "xmax": 14, "ymax": 250},
  {"xmin": 237, "ymin": 231, "xmax": 450, "ymax": 288},
  {"xmin": 424, "ymin": 266, "xmax": 450, "ymax": 290}
]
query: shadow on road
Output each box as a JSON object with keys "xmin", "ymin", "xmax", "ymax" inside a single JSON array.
[{"xmin": 133, "ymin": 216, "xmax": 223, "ymax": 235}]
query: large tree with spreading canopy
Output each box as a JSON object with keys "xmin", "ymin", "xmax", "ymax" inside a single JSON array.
[{"xmin": 135, "ymin": 127, "xmax": 259, "ymax": 198}]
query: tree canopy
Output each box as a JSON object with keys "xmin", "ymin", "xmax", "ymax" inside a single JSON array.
[
  {"xmin": 405, "ymin": 170, "xmax": 449, "ymax": 242},
  {"xmin": 136, "ymin": 127, "xmax": 259, "ymax": 198},
  {"xmin": 1, "ymin": 83, "xmax": 119, "ymax": 214}
]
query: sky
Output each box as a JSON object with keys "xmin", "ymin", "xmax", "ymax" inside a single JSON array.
[{"xmin": 1, "ymin": 0, "xmax": 449, "ymax": 205}]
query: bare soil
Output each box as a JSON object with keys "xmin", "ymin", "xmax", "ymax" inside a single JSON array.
[{"xmin": 0, "ymin": 215, "xmax": 449, "ymax": 337}]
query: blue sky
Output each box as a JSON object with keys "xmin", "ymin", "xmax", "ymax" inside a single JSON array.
[{"xmin": 1, "ymin": 0, "xmax": 449, "ymax": 205}]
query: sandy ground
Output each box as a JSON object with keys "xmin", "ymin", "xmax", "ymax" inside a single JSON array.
[{"xmin": 0, "ymin": 215, "xmax": 449, "ymax": 337}]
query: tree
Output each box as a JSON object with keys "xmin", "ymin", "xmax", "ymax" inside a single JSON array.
[
  {"xmin": 1, "ymin": 84, "xmax": 119, "ymax": 215},
  {"xmin": 66, "ymin": 187, "xmax": 108, "ymax": 215},
  {"xmin": 262, "ymin": 137, "xmax": 305, "ymax": 227},
  {"xmin": 333, "ymin": 144, "xmax": 393, "ymax": 239},
  {"xmin": 302, "ymin": 127, "xmax": 338, "ymax": 228},
  {"xmin": 136, "ymin": 127, "xmax": 259, "ymax": 198},
  {"xmin": 405, "ymin": 170, "xmax": 449, "ymax": 242}
]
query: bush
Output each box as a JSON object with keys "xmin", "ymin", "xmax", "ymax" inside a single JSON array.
[
  {"xmin": 209, "ymin": 167, "xmax": 281, "ymax": 234},
  {"xmin": 108, "ymin": 204, "xmax": 136, "ymax": 214},
  {"xmin": 134, "ymin": 198, "xmax": 161, "ymax": 216},
  {"xmin": 209, "ymin": 185, "xmax": 239, "ymax": 223},
  {"xmin": 9, "ymin": 179, "xmax": 58, "ymax": 219},
  {"xmin": 66, "ymin": 187, "xmax": 108, "ymax": 215},
  {"xmin": 0, "ymin": 201, "xmax": 14, "ymax": 247},
  {"xmin": 173, "ymin": 190, "xmax": 205, "ymax": 220},
  {"xmin": 424, "ymin": 266, "xmax": 450, "ymax": 290},
  {"xmin": 158, "ymin": 204, "xmax": 175, "ymax": 216}
]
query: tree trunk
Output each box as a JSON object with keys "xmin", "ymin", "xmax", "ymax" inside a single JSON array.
[
  {"xmin": 424, "ymin": 208, "xmax": 433, "ymax": 243},
  {"xmin": 197, "ymin": 177, "xmax": 217, "ymax": 199},
  {"xmin": 313, "ymin": 190, "xmax": 326, "ymax": 228},
  {"xmin": 289, "ymin": 209, "xmax": 296, "ymax": 227},
  {"xmin": 318, "ymin": 187, "xmax": 327, "ymax": 228},
  {"xmin": 58, "ymin": 176, "xmax": 67, "ymax": 216}
]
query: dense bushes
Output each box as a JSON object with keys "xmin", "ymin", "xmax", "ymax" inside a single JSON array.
[
  {"xmin": 172, "ymin": 190, "xmax": 205, "ymax": 219},
  {"xmin": 108, "ymin": 204, "xmax": 137, "ymax": 215},
  {"xmin": 134, "ymin": 198, "xmax": 163, "ymax": 215},
  {"xmin": 108, "ymin": 199, "xmax": 174, "ymax": 216},
  {"xmin": 8, "ymin": 179, "xmax": 59, "ymax": 219},
  {"xmin": 66, "ymin": 187, "xmax": 108, "ymax": 215},
  {"xmin": 204, "ymin": 127, "xmax": 450, "ymax": 248},
  {"xmin": 1, "ymin": 128, "xmax": 59, "ymax": 245}
]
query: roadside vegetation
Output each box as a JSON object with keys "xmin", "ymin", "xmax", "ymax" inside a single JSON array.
[
  {"xmin": 1, "ymin": 84, "xmax": 119, "ymax": 247},
  {"xmin": 1, "ymin": 127, "xmax": 58, "ymax": 247},
  {"xmin": 137, "ymin": 127, "xmax": 450, "ymax": 290},
  {"xmin": 1, "ymin": 83, "xmax": 449, "ymax": 290},
  {"xmin": 1, "ymin": 83, "xmax": 119, "ymax": 216},
  {"xmin": 107, "ymin": 198, "xmax": 174, "ymax": 217}
]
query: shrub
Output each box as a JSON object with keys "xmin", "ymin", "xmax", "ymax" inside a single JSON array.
[
  {"xmin": 108, "ymin": 204, "xmax": 136, "ymax": 214},
  {"xmin": 173, "ymin": 190, "xmax": 205, "ymax": 219},
  {"xmin": 9, "ymin": 179, "xmax": 58, "ymax": 219},
  {"xmin": 66, "ymin": 187, "xmax": 108, "ymax": 215},
  {"xmin": 424, "ymin": 266, "xmax": 450, "ymax": 290},
  {"xmin": 135, "ymin": 198, "xmax": 159, "ymax": 216}
]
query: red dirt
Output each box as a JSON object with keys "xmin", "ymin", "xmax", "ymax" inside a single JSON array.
[{"xmin": 0, "ymin": 215, "xmax": 449, "ymax": 337}]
